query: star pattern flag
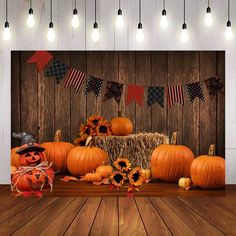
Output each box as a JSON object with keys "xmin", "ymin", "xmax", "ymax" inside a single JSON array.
[
  {"xmin": 84, "ymin": 76, "xmax": 103, "ymax": 97},
  {"xmin": 64, "ymin": 68, "xmax": 87, "ymax": 92},
  {"xmin": 126, "ymin": 84, "xmax": 144, "ymax": 107},
  {"xmin": 167, "ymin": 84, "xmax": 184, "ymax": 107},
  {"xmin": 44, "ymin": 60, "xmax": 69, "ymax": 84},
  {"xmin": 103, "ymin": 81, "xmax": 123, "ymax": 104},
  {"xmin": 204, "ymin": 77, "xmax": 224, "ymax": 98},
  {"xmin": 186, "ymin": 82, "xmax": 205, "ymax": 103},
  {"xmin": 27, "ymin": 51, "xmax": 53, "ymax": 72},
  {"xmin": 147, "ymin": 86, "xmax": 164, "ymax": 107}
]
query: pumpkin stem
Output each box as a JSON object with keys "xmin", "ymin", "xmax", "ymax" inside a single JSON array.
[
  {"xmin": 54, "ymin": 130, "xmax": 62, "ymax": 142},
  {"xmin": 170, "ymin": 132, "xmax": 177, "ymax": 145},
  {"xmin": 85, "ymin": 136, "xmax": 93, "ymax": 147},
  {"xmin": 118, "ymin": 111, "xmax": 123, "ymax": 117},
  {"xmin": 208, "ymin": 144, "xmax": 215, "ymax": 156}
]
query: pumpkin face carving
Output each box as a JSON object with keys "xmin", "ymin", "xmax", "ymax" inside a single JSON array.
[{"xmin": 19, "ymin": 151, "xmax": 46, "ymax": 166}]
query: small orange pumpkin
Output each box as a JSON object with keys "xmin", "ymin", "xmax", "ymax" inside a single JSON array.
[
  {"xmin": 111, "ymin": 111, "xmax": 133, "ymax": 136},
  {"xmin": 141, "ymin": 168, "xmax": 152, "ymax": 180},
  {"xmin": 41, "ymin": 130, "xmax": 75, "ymax": 173},
  {"xmin": 67, "ymin": 137, "xmax": 108, "ymax": 176},
  {"xmin": 151, "ymin": 132, "xmax": 194, "ymax": 182},
  {"xmin": 80, "ymin": 172, "xmax": 102, "ymax": 182},
  {"xmin": 96, "ymin": 163, "xmax": 113, "ymax": 178},
  {"xmin": 11, "ymin": 147, "xmax": 20, "ymax": 167},
  {"xmin": 190, "ymin": 144, "xmax": 225, "ymax": 189}
]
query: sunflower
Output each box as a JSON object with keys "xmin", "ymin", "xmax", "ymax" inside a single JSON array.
[
  {"xmin": 74, "ymin": 135, "xmax": 87, "ymax": 146},
  {"xmin": 110, "ymin": 171, "xmax": 127, "ymax": 187},
  {"xmin": 113, "ymin": 158, "xmax": 131, "ymax": 172},
  {"xmin": 79, "ymin": 123, "xmax": 93, "ymax": 136},
  {"xmin": 128, "ymin": 167, "xmax": 144, "ymax": 186},
  {"xmin": 87, "ymin": 115, "xmax": 104, "ymax": 127},
  {"xmin": 95, "ymin": 120, "xmax": 112, "ymax": 136}
]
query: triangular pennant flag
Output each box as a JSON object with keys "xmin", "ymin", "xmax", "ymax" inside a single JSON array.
[
  {"xmin": 64, "ymin": 68, "xmax": 87, "ymax": 92},
  {"xmin": 103, "ymin": 81, "xmax": 123, "ymax": 104},
  {"xmin": 204, "ymin": 77, "xmax": 224, "ymax": 98},
  {"xmin": 167, "ymin": 84, "xmax": 184, "ymax": 107},
  {"xmin": 186, "ymin": 82, "xmax": 204, "ymax": 103},
  {"xmin": 44, "ymin": 60, "xmax": 69, "ymax": 84},
  {"xmin": 125, "ymin": 84, "xmax": 144, "ymax": 107},
  {"xmin": 27, "ymin": 51, "xmax": 53, "ymax": 72},
  {"xmin": 84, "ymin": 76, "xmax": 103, "ymax": 97},
  {"xmin": 147, "ymin": 86, "xmax": 164, "ymax": 107}
]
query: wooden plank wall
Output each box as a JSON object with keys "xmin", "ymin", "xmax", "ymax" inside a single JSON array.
[{"xmin": 11, "ymin": 51, "xmax": 225, "ymax": 157}]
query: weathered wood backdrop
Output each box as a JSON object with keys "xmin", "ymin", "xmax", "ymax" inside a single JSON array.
[{"xmin": 11, "ymin": 51, "xmax": 225, "ymax": 157}]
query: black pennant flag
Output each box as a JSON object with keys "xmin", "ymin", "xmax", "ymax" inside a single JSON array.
[
  {"xmin": 186, "ymin": 82, "xmax": 204, "ymax": 103},
  {"xmin": 84, "ymin": 76, "xmax": 103, "ymax": 97},
  {"xmin": 103, "ymin": 81, "xmax": 123, "ymax": 104},
  {"xmin": 147, "ymin": 87, "xmax": 164, "ymax": 107},
  {"xmin": 204, "ymin": 77, "xmax": 224, "ymax": 98}
]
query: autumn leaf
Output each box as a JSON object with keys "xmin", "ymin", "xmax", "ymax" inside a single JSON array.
[{"xmin": 60, "ymin": 176, "xmax": 80, "ymax": 182}]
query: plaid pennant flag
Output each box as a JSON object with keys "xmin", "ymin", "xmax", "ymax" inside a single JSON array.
[
  {"xmin": 45, "ymin": 60, "xmax": 69, "ymax": 84},
  {"xmin": 103, "ymin": 81, "xmax": 123, "ymax": 104},
  {"xmin": 64, "ymin": 68, "xmax": 87, "ymax": 92},
  {"xmin": 84, "ymin": 76, "xmax": 103, "ymax": 97},
  {"xmin": 147, "ymin": 86, "xmax": 164, "ymax": 107},
  {"xmin": 126, "ymin": 84, "xmax": 144, "ymax": 107},
  {"xmin": 27, "ymin": 51, "xmax": 53, "ymax": 72},
  {"xmin": 204, "ymin": 77, "xmax": 224, "ymax": 98},
  {"xmin": 186, "ymin": 82, "xmax": 204, "ymax": 103},
  {"xmin": 167, "ymin": 84, "xmax": 184, "ymax": 107}
]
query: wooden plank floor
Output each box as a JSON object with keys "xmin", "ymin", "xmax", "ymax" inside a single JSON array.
[{"xmin": 0, "ymin": 185, "xmax": 235, "ymax": 235}]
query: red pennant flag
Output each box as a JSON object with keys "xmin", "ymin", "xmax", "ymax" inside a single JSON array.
[
  {"xmin": 125, "ymin": 84, "xmax": 144, "ymax": 107},
  {"xmin": 27, "ymin": 51, "xmax": 53, "ymax": 72}
]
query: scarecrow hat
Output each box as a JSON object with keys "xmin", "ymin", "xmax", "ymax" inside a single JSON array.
[{"xmin": 16, "ymin": 142, "xmax": 45, "ymax": 155}]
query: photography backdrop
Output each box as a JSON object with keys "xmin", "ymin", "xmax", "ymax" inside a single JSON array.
[{"xmin": 11, "ymin": 51, "xmax": 225, "ymax": 158}]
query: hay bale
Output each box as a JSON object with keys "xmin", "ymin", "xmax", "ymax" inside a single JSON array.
[{"xmin": 93, "ymin": 133, "xmax": 169, "ymax": 169}]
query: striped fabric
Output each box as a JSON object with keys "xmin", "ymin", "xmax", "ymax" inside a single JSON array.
[
  {"xmin": 167, "ymin": 84, "xmax": 184, "ymax": 107},
  {"xmin": 64, "ymin": 68, "xmax": 87, "ymax": 92}
]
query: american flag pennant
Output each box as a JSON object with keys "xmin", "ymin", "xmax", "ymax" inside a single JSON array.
[
  {"xmin": 167, "ymin": 84, "xmax": 184, "ymax": 107},
  {"xmin": 64, "ymin": 68, "xmax": 87, "ymax": 92}
]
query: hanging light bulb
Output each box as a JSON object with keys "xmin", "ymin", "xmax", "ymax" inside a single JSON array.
[
  {"xmin": 136, "ymin": 0, "xmax": 144, "ymax": 42},
  {"xmin": 91, "ymin": 0, "xmax": 100, "ymax": 42},
  {"xmin": 71, "ymin": 0, "xmax": 79, "ymax": 28},
  {"xmin": 27, "ymin": 0, "xmax": 35, "ymax": 28},
  {"xmin": 116, "ymin": 0, "xmax": 124, "ymax": 29},
  {"xmin": 3, "ymin": 0, "xmax": 11, "ymax": 41},
  {"xmin": 204, "ymin": 8, "xmax": 213, "ymax": 26},
  {"xmin": 225, "ymin": 0, "xmax": 233, "ymax": 40},
  {"xmin": 47, "ymin": 0, "xmax": 55, "ymax": 42},
  {"xmin": 160, "ymin": 0, "xmax": 168, "ymax": 29},
  {"xmin": 180, "ymin": 0, "xmax": 188, "ymax": 42}
]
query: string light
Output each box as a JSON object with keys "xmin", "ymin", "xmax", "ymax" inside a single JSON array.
[
  {"xmin": 27, "ymin": 0, "xmax": 36, "ymax": 28},
  {"xmin": 92, "ymin": 0, "xmax": 100, "ymax": 42},
  {"xmin": 204, "ymin": 0, "xmax": 213, "ymax": 26},
  {"xmin": 181, "ymin": 0, "xmax": 188, "ymax": 42},
  {"xmin": 71, "ymin": 0, "xmax": 79, "ymax": 28},
  {"xmin": 116, "ymin": 0, "xmax": 124, "ymax": 29},
  {"xmin": 160, "ymin": 0, "xmax": 168, "ymax": 29},
  {"xmin": 47, "ymin": 0, "xmax": 55, "ymax": 42},
  {"xmin": 136, "ymin": 0, "xmax": 144, "ymax": 42},
  {"xmin": 225, "ymin": 0, "xmax": 233, "ymax": 40},
  {"xmin": 3, "ymin": 0, "xmax": 11, "ymax": 41}
]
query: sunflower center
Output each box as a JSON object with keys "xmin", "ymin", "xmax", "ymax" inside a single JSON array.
[
  {"xmin": 80, "ymin": 140, "xmax": 86, "ymax": 146},
  {"xmin": 118, "ymin": 161, "xmax": 127, "ymax": 168},
  {"xmin": 114, "ymin": 174, "xmax": 123, "ymax": 183},
  {"xmin": 132, "ymin": 172, "xmax": 140, "ymax": 182},
  {"xmin": 92, "ymin": 119, "xmax": 99, "ymax": 125},
  {"xmin": 99, "ymin": 126, "xmax": 108, "ymax": 133},
  {"xmin": 85, "ymin": 128, "xmax": 91, "ymax": 135}
]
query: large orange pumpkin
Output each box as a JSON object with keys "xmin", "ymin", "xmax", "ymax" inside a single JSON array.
[
  {"xmin": 67, "ymin": 137, "xmax": 108, "ymax": 176},
  {"xmin": 190, "ymin": 144, "xmax": 225, "ymax": 189},
  {"xmin": 41, "ymin": 130, "xmax": 75, "ymax": 173},
  {"xmin": 111, "ymin": 111, "xmax": 133, "ymax": 136},
  {"xmin": 151, "ymin": 132, "xmax": 194, "ymax": 182},
  {"xmin": 11, "ymin": 147, "xmax": 20, "ymax": 167}
]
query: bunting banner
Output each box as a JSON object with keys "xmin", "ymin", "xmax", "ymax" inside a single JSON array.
[
  {"xmin": 84, "ymin": 76, "xmax": 103, "ymax": 97},
  {"xmin": 103, "ymin": 81, "xmax": 123, "ymax": 104},
  {"xmin": 27, "ymin": 51, "xmax": 53, "ymax": 72},
  {"xmin": 204, "ymin": 77, "xmax": 224, "ymax": 98},
  {"xmin": 126, "ymin": 84, "xmax": 144, "ymax": 107},
  {"xmin": 167, "ymin": 84, "xmax": 184, "ymax": 107},
  {"xmin": 64, "ymin": 68, "xmax": 87, "ymax": 92},
  {"xmin": 186, "ymin": 82, "xmax": 205, "ymax": 103},
  {"xmin": 44, "ymin": 60, "xmax": 69, "ymax": 84},
  {"xmin": 147, "ymin": 87, "xmax": 164, "ymax": 107}
]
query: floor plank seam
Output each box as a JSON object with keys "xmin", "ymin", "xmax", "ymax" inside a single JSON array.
[
  {"xmin": 62, "ymin": 197, "xmax": 89, "ymax": 235},
  {"xmin": 147, "ymin": 197, "xmax": 174, "ymax": 236},
  {"xmin": 176, "ymin": 197, "xmax": 226, "ymax": 235},
  {"xmin": 117, "ymin": 197, "xmax": 119, "ymax": 236}
]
